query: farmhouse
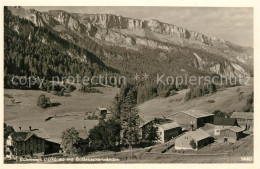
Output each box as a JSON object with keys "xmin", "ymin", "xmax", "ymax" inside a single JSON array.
[
  {"xmin": 157, "ymin": 122, "xmax": 182, "ymax": 143},
  {"xmin": 167, "ymin": 110, "xmax": 214, "ymax": 130},
  {"xmin": 213, "ymin": 117, "xmax": 239, "ymax": 136},
  {"xmin": 141, "ymin": 119, "xmax": 182, "ymax": 143},
  {"xmin": 175, "ymin": 128, "xmax": 213, "ymax": 150},
  {"xmin": 219, "ymin": 126, "xmax": 244, "ymax": 143},
  {"xmin": 5, "ymin": 127, "xmax": 61, "ymax": 159},
  {"xmin": 28, "ymin": 127, "xmax": 61, "ymax": 154},
  {"xmin": 213, "ymin": 117, "xmax": 238, "ymax": 127},
  {"xmin": 230, "ymin": 112, "xmax": 253, "ymax": 130},
  {"xmin": 6, "ymin": 132, "xmax": 46, "ymax": 159}
]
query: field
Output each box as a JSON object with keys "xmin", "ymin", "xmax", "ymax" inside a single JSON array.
[
  {"xmin": 138, "ymin": 78, "xmax": 253, "ymax": 121},
  {"xmin": 4, "ymin": 86, "xmax": 120, "ymax": 143},
  {"xmin": 4, "ymin": 79, "xmax": 253, "ymax": 143},
  {"xmin": 4, "ymin": 79, "xmax": 254, "ymax": 163}
]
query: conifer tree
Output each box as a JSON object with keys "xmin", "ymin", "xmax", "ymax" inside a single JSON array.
[{"xmin": 120, "ymin": 90, "xmax": 141, "ymax": 147}]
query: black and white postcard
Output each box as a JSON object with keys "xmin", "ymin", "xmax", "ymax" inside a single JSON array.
[{"xmin": 1, "ymin": 0, "xmax": 259, "ymax": 168}]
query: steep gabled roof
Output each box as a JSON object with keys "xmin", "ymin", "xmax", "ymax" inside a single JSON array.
[
  {"xmin": 11, "ymin": 128, "xmax": 49, "ymax": 142},
  {"xmin": 11, "ymin": 132, "xmax": 34, "ymax": 142},
  {"xmin": 213, "ymin": 117, "xmax": 238, "ymax": 126}
]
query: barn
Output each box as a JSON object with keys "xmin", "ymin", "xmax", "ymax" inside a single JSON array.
[
  {"xmin": 157, "ymin": 122, "xmax": 182, "ymax": 143},
  {"xmin": 5, "ymin": 127, "xmax": 61, "ymax": 159},
  {"xmin": 141, "ymin": 120, "xmax": 182, "ymax": 143},
  {"xmin": 175, "ymin": 128, "xmax": 213, "ymax": 150},
  {"xmin": 213, "ymin": 117, "xmax": 239, "ymax": 136},
  {"xmin": 95, "ymin": 106, "xmax": 113, "ymax": 120},
  {"xmin": 219, "ymin": 126, "xmax": 244, "ymax": 143},
  {"xmin": 6, "ymin": 132, "xmax": 46, "ymax": 158},
  {"xmin": 96, "ymin": 106, "xmax": 108, "ymax": 119},
  {"xmin": 167, "ymin": 110, "xmax": 214, "ymax": 130},
  {"xmin": 230, "ymin": 112, "xmax": 253, "ymax": 131},
  {"xmin": 45, "ymin": 139, "xmax": 61, "ymax": 154}
]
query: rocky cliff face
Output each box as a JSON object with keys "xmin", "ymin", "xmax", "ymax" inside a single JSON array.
[
  {"xmin": 75, "ymin": 14, "xmax": 144, "ymax": 30},
  {"xmin": 73, "ymin": 13, "xmax": 221, "ymax": 46},
  {"xmin": 7, "ymin": 6, "xmax": 253, "ymax": 78},
  {"xmin": 9, "ymin": 7, "xmax": 224, "ymax": 46},
  {"xmin": 193, "ymin": 52, "xmax": 250, "ymax": 77}
]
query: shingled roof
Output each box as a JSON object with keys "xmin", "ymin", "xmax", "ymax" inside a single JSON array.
[
  {"xmin": 168, "ymin": 110, "xmax": 214, "ymax": 119},
  {"xmin": 11, "ymin": 132, "xmax": 34, "ymax": 142},
  {"xmin": 10, "ymin": 128, "xmax": 49, "ymax": 142},
  {"xmin": 158, "ymin": 122, "xmax": 180, "ymax": 130},
  {"xmin": 185, "ymin": 128, "xmax": 211, "ymax": 142},
  {"xmin": 30, "ymin": 128, "xmax": 49, "ymax": 139},
  {"xmin": 213, "ymin": 117, "xmax": 238, "ymax": 126}
]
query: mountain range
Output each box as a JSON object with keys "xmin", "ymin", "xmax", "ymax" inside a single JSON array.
[{"xmin": 5, "ymin": 6, "xmax": 253, "ymax": 79}]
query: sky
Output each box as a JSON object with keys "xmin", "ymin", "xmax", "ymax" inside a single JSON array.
[{"xmin": 25, "ymin": 7, "xmax": 253, "ymax": 47}]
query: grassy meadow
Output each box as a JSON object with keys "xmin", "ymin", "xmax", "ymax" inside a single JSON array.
[
  {"xmin": 4, "ymin": 87, "xmax": 120, "ymax": 143},
  {"xmin": 138, "ymin": 79, "xmax": 253, "ymax": 121}
]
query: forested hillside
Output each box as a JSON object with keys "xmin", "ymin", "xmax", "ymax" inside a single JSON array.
[
  {"xmin": 4, "ymin": 7, "xmax": 254, "ymax": 103},
  {"xmin": 6, "ymin": 6, "xmax": 253, "ymax": 78},
  {"xmin": 4, "ymin": 7, "xmax": 117, "ymax": 81}
]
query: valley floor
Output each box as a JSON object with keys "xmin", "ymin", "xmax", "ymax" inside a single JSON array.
[
  {"xmin": 4, "ymin": 86, "xmax": 120, "ymax": 143},
  {"xmin": 4, "ymin": 79, "xmax": 254, "ymax": 163}
]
